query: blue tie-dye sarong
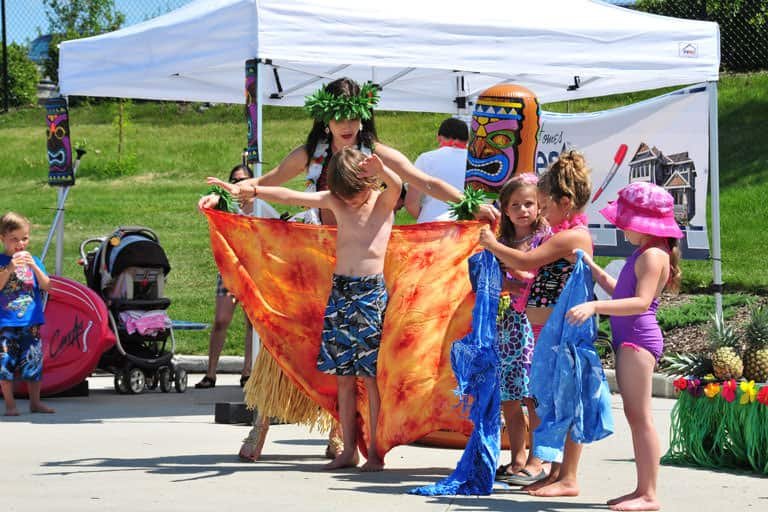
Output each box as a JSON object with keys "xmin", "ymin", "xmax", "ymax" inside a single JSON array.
[
  {"xmin": 410, "ymin": 249, "xmax": 501, "ymax": 496},
  {"xmin": 530, "ymin": 251, "xmax": 614, "ymax": 463}
]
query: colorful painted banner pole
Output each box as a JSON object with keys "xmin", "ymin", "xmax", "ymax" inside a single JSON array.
[
  {"xmin": 245, "ymin": 59, "xmax": 260, "ymax": 166},
  {"xmin": 45, "ymin": 96, "xmax": 75, "ymax": 186},
  {"xmin": 41, "ymin": 97, "xmax": 85, "ymax": 274}
]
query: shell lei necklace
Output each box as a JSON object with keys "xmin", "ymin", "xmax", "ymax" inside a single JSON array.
[{"xmin": 305, "ymin": 137, "xmax": 372, "ymax": 191}]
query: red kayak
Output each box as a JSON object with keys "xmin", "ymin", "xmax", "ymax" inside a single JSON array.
[{"xmin": 14, "ymin": 276, "xmax": 115, "ymax": 396}]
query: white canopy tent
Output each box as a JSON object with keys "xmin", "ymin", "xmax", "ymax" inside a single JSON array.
[
  {"xmin": 59, "ymin": 0, "xmax": 719, "ymax": 109},
  {"xmin": 58, "ymin": 0, "xmax": 724, "ymax": 310}
]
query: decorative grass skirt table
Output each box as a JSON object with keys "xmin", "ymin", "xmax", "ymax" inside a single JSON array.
[{"xmin": 661, "ymin": 378, "xmax": 768, "ymax": 474}]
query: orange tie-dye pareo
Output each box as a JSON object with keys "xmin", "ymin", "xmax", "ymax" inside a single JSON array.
[{"xmin": 205, "ymin": 209, "xmax": 482, "ymax": 458}]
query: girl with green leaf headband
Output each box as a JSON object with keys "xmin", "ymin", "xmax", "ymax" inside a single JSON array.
[{"xmin": 200, "ymin": 77, "xmax": 500, "ymax": 225}]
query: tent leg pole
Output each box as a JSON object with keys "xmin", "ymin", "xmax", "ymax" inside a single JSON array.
[
  {"xmin": 708, "ymin": 80, "xmax": 723, "ymax": 318},
  {"xmin": 255, "ymin": 62, "xmax": 263, "ymax": 180},
  {"xmin": 250, "ymin": 60, "xmax": 264, "ymax": 364}
]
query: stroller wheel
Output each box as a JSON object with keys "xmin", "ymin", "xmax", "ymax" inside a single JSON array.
[
  {"xmin": 114, "ymin": 373, "xmax": 129, "ymax": 394},
  {"xmin": 128, "ymin": 368, "xmax": 146, "ymax": 394},
  {"xmin": 145, "ymin": 372, "xmax": 158, "ymax": 390},
  {"xmin": 174, "ymin": 368, "xmax": 188, "ymax": 393},
  {"xmin": 158, "ymin": 367, "xmax": 172, "ymax": 393}
]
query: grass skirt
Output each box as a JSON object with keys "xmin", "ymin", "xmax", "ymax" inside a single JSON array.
[
  {"xmin": 662, "ymin": 383, "xmax": 768, "ymax": 474},
  {"xmin": 243, "ymin": 347, "xmax": 333, "ymax": 432}
]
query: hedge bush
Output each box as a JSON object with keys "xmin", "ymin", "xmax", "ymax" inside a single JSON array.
[{"xmin": 0, "ymin": 43, "xmax": 40, "ymax": 107}]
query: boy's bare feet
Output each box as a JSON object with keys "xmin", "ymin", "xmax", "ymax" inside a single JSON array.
[
  {"xmin": 527, "ymin": 478, "xmax": 580, "ymax": 497},
  {"xmin": 608, "ymin": 490, "xmax": 639, "ymax": 505},
  {"xmin": 610, "ymin": 495, "xmax": 660, "ymax": 511},
  {"xmin": 323, "ymin": 450, "xmax": 359, "ymax": 470},
  {"xmin": 360, "ymin": 455, "xmax": 384, "ymax": 472},
  {"xmin": 31, "ymin": 404, "xmax": 55, "ymax": 414},
  {"xmin": 4, "ymin": 408, "xmax": 20, "ymax": 416}
]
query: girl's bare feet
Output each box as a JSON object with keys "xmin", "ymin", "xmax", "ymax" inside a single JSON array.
[
  {"xmin": 4, "ymin": 408, "xmax": 20, "ymax": 416},
  {"xmin": 610, "ymin": 495, "xmax": 660, "ymax": 511},
  {"xmin": 528, "ymin": 478, "xmax": 580, "ymax": 497},
  {"xmin": 360, "ymin": 455, "xmax": 384, "ymax": 472},
  {"xmin": 30, "ymin": 403, "xmax": 55, "ymax": 413},
  {"xmin": 522, "ymin": 465, "xmax": 557, "ymax": 492},
  {"xmin": 323, "ymin": 450, "xmax": 359, "ymax": 470},
  {"xmin": 608, "ymin": 490, "xmax": 639, "ymax": 505}
]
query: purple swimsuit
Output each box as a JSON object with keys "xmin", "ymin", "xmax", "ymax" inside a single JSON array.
[{"xmin": 609, "ymin": 246, "xmax": 665, "ymax": 360}]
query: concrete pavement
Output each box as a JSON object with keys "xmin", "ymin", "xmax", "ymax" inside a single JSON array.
[{"xmin": 2, "ymin": 373, "xmax": 766, "ymax": 511}]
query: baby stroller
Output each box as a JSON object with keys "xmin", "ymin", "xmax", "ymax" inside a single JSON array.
[{"xmin": 80, "ymin": 226, "xmax": 188, "ymax": 394}]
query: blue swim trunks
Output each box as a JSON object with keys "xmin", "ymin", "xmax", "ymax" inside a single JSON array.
[
  {"xmin": 317, "ymin": 274, "xmax": 387, "ymax": 378},
  {"xmin": 0, "ymin": 325, "xmax": 44, "ymax": 382}
]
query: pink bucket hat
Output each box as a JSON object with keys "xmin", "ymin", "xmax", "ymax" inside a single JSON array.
[{"xmin": 599, "ymin": 182, "xmax": 683, "ymax": 239}]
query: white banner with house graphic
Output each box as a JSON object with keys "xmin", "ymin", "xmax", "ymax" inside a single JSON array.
[{"xmin": 538, "ymin": 84, "xmax": 710, "ymax": 260}]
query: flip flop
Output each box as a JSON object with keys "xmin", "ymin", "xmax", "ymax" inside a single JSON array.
[
  {"xmin": 194, "ymin": 376, "xmax": 216, "ymax": 389},
  {"xmin": 499, "ymin": 468, "xmax": 548, "ymax": 486},
  {"xmin": 495, "ymin": 463, "xmax": 512, "ymax": 477}
]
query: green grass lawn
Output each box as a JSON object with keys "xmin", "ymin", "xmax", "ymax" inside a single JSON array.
[{"xmin": 1, "ymin": 72, "xmax": 766, "ymax": 356}]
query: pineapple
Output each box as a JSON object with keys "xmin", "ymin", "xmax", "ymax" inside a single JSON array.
[
  {"xmin": 743, "ymin": 306, "xmax": 768, "ymax": 383},
  {"xmin": 709, "ymin": 313, "xmax": 743, "ymax": 380},
  {"xmin": 659, "ymin": 352, "xmax": 713, "ymax": 379}
]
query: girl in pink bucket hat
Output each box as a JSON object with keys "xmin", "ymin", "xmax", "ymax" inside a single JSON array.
[
  {"xmin": 599, "ymin": 181, "xmax": 683, "ymax": 239},
  {"xmin": 566, "ymin": 181, "xmax": 682, "ymax": 512}
]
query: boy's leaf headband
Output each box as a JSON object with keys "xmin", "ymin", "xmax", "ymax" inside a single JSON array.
[{"xmin": 304, "ymin": 83, "xmax": 380, "ymax": 123}]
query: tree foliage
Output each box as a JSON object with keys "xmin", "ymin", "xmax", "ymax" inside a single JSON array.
[
  {"xmin": 635, "ymin": 0, "xmax": 768, "ymax": 71},
  {"xmin": 0, "ymin": 43, "xmax": 40, "ymax": 107},
  {"xmin": 43, "ymin": 0, "xmax": 125, "ymax": 82}
]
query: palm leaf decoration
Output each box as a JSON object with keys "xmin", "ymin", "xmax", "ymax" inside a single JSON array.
[
  {"xmin": 448, "ymin": 186, "xmax": 489, "ymax": 220},
  {"xmin": 205, "ymin": 185, "xmax": 237, "ymax": 213}
]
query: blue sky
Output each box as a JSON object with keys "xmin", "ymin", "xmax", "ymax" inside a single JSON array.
[{"xmin": 5, "ymin": 0, "xmax": 194, "ymax": 44}]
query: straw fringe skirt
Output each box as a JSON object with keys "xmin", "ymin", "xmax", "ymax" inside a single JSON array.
[{"xmin": 243, "ymin": 347, "xmax": 333, "ymax": 432}]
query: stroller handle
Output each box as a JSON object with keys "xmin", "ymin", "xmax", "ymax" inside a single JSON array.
[
  {"xmin": 113, "ymin": 226, "xmax": 160, "ymax": 243},
  {"xmin": 79, "ymin": 237, "xmax": 105, "ymax": 265}
]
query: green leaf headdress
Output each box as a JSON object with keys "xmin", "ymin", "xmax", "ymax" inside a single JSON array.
[{"xmin": 304, "ymin": 82, "xmax": 380, "ymax": 123}]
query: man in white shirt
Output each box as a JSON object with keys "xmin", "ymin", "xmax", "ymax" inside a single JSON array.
[{"xmin": 405, "ymin": 118, "xmax": 469, "ymax": 223}]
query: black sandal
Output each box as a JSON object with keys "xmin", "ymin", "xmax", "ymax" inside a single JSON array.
[
  {"xmin": 194, "ymin": 376, "xmax": 216, "ymax": 389},
  {"xmin": 240, "ymin": 375, "xmax": 250, "ymax": 388}
]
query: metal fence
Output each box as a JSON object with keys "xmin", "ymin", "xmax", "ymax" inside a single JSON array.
[{"xmin": 632, "ymin": 0, "xmax": 768, "ymax": 73}]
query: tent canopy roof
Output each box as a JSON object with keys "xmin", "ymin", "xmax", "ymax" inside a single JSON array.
[{"xmin": 59, "ymin": 0, "xmax": 720, "ymax": 112}]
